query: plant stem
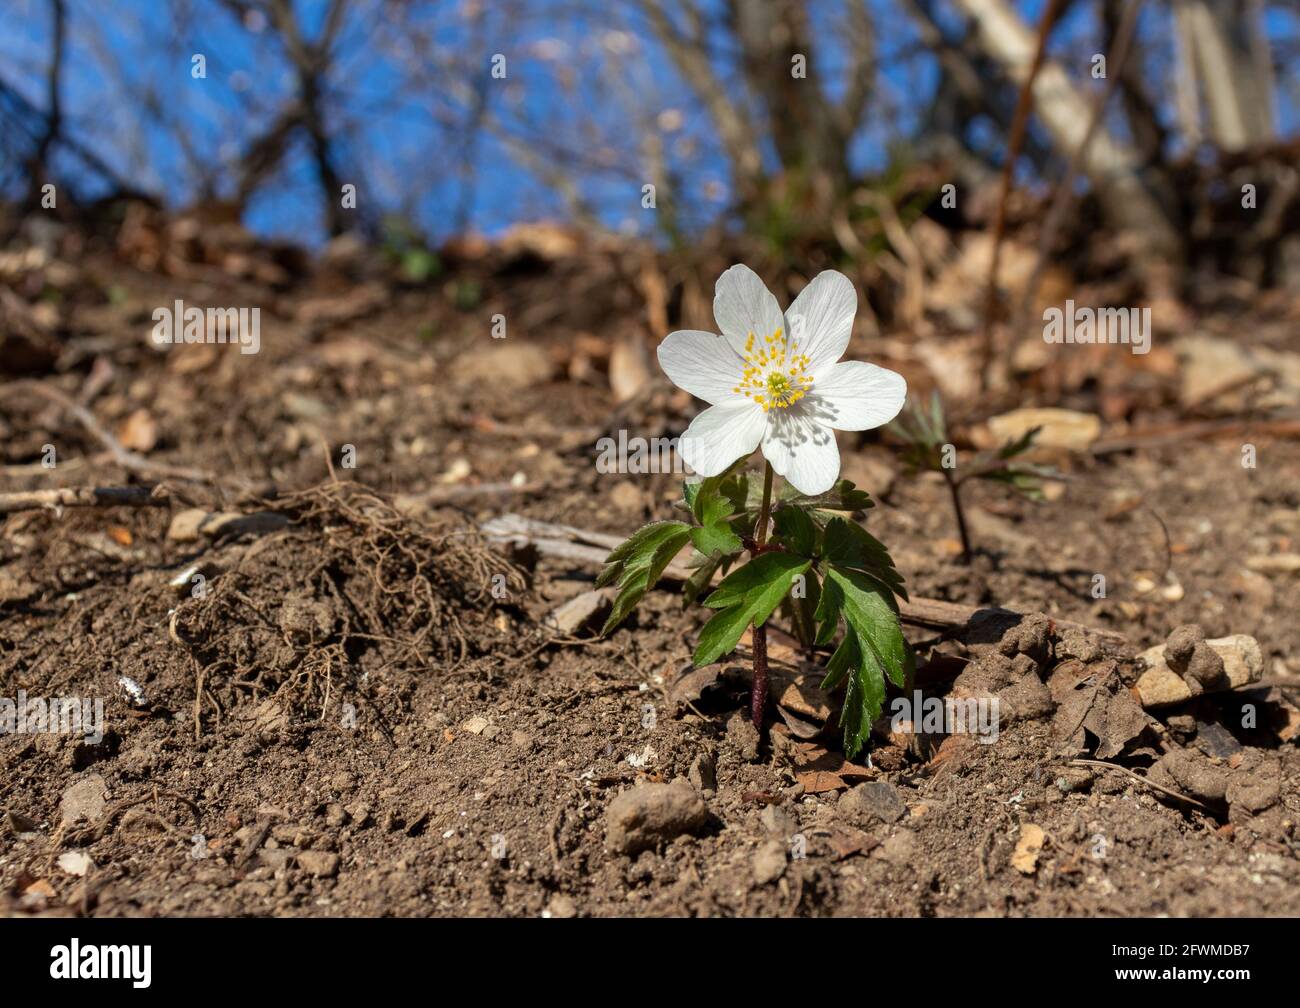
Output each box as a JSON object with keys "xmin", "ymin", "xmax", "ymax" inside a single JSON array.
[
  {"xmin": 751, "ymin": 461, "xmax": 775, "ymax": 729},
  {"xmin": 944, "ymin": 471, "xmax": 973, "ymax": 564}
]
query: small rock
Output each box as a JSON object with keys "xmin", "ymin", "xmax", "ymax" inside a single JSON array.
[
  {"xmin": 167, "ymin": 508, "xmax": 209, "ymax": 542},
  {"xmin": 296, "ymin": 850, "xmax": 340, "ymax": 878},
  {"xmin": 1246, "ymin": 553, "xmax": 1300, "ymax": 575},
  {"xmin": 752, "ymin": 839, "xmax": 787, "ymax": 885},
  {"xmin": 759, "ymin": 803, "xmax": 795, "ymax": 837},
  {"xmin": 59, "ymin": 774, "xmax": 108, "ymax": 827},
  {"xmin": 986, "ymin": 407, "xmax": 1101, "ymax": 455},
  {"xmin": 463, "ymin": 716, "xmax": 489, "ymax": 735},
  {"xmin": 1011, "ymin": 823, "xmax": 1045, "ymax": 874},
  {"xmin": 687, "ymin": 751, "xmax": 716, "ymax": 793},
  {"xmin": 56, "ymin": 851, "xmax": 93, "ymax": 876},
  {"xmin": 1192, "ymin": 721, "xmax": 1242, "ymax": 759},
  {"xmin": 545, "ymin": 894, "xmax": 578, "ymax": 919},
  {"xmin": 839, "ymin": 781, "xmax": 906, "ymax": 824},
  {"xmin": 454, "ymin": 343, "xmax": 554, "ymax": 391},
  {"xmin": 1134, "ymin": 634, "xmax": 1262, "ymax": 707},
  {"xmin": 605, "ymin": 779, "xmax": 709, "ymax": 855}
]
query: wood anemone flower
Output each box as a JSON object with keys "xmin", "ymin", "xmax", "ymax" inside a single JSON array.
[{"xmin": 656, "ymin": 264, "xmax": 907, "ymax": 494}]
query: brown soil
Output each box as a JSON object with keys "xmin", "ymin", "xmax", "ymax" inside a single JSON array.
[{"xmin": 2, "ymin": 248, "xmax": 1298, "ymax": 917}]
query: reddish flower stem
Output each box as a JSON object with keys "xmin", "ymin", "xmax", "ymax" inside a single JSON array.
[{"xmin": 750, "ymin": 462, "xmax": 775, "ymax": 730}]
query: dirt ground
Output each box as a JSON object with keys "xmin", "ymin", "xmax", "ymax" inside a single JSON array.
[{"xmin": 2, "ymin": 232, "xmax": 1299, "ymax": 917}]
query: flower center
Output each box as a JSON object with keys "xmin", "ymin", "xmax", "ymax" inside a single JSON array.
[{"xmin": 732, "ymin": 327, "xmax": 812, "ymax": 412}]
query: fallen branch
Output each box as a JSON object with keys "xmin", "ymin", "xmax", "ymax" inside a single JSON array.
[
  {"xmin": 15, "ymin": 380, "xmax": 214, "ymax": 482},
  {"xmin": 0, "ymin": 485, "xmax": 166, "ymax": 515},
  {"xmin": 1090, "ymin": 415, "xmax": 1300, "ymax": 455},
  {"xmin": 481, "ymin": 513, "xmax": 1129, "ymax": 647}
]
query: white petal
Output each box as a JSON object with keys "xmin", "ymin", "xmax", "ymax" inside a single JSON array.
[
  {"xmin": 678, "ymin": 399, "xmax": 767, "ymax": 476},
  {"xmin": 785, "ymin": 270, "xmax": 856, "ymax": 377},
  {"xmin": 806, "ymin": 360, "xmax": 907, "ymax": 431},
  {"xmin": 656, "ymin": 329, "xmax": 745, "ymax": 404},
  {"xmin": 713, "ymin": 264, "xmax": 785, "ymax": 358},
  {"xmin": 761, "ymin": 409, "xmax": 840, "ymax": 496}
]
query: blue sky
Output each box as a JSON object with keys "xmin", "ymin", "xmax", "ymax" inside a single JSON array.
[{"xmin": 3, "ymin": 0, "xmax": 1296, "ymax": 246}]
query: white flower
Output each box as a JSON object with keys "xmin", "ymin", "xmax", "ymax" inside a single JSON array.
[{"xmin": 657, "ymin": 265, "xmax": 907, "ymax": 495}]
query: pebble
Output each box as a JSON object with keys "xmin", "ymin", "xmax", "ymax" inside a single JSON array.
[
  {"xmin": 605, "ymin": 779, "xmax": 709, "ymax": 855},
  {"xmin": 839, "ymin": 781, "xmax": 906, "ymax": 824},
  {"xmin": 296, "ymin": 850, "xmax": 340, "ymax": 878},
  {"xmin": 752, "ymin": 839, "xmax": 787, "ymax": 885},
  {"xmin": 59, "ymin": 774, "xmax": 108, "ymax": 828}
]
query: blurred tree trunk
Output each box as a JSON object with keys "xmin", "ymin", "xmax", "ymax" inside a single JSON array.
[
  {"xmin": 727, "ymin": 0, "xmax": 849, "ymax": 209},
  {"xmin": 1102, "ymin": 0, "xmax": 1166, "ymax": 166},
  {"xmin": 26, "ymin": 0, "xmax": 65, "ymax": 208},
  {"xmin": 951, "ymin": 0, "xmax": 1182, "ymax": 257},
  {"xmin": 1172, "ymin": 0, "xmax": 1275, "ymax": 151}
]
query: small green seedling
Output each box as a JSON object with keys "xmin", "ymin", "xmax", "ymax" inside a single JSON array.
[{"xmin": 888, "ymin": 391, "xmax": 1057, "ymax": 562}]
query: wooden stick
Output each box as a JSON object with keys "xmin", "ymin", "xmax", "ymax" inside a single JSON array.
[
  {"xmin": 0, "ymin": 485, "xmax": 166, "ymax": 515},
  {"xmin": 14, "ymin": 380, "xmax": 213, "ymax": 482},
  {"xmin": 1091, "ymin": 416, "xmax": 1300, "ymax": 455}
]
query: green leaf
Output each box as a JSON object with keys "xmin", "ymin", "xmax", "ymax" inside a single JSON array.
[
  {"xmin": 997, "ymin": 425, "xmax": 1041, "ymax": 459},
  {"xmin": 821, "ymin": 517, "xmax": 908, "ymax": 602},
  {"xmin": 782, "ymin": 479, "xmax": 874, "ymax": 513},
  {"xmin": 823, "ymin": 565, "xmax": 907, "ymax": 689},
  {"xmin": 597, "ymin": 521, "xmax": 692, "ymax": 634},
  {"xmin": 693, "ymin": 552, "xmax": 811, "ymax": 666},
  {"xmin": 687, "ymin": 460, "xmax": 748, "ymax": 525},
  {"xmin": 824, "ymin": 628, "xmax": 884, "ymax": 759},
  {"xmin": 690, "ymin": 521, "xmax": 743, "ymax": 558},
  {"xmin": 816, "ymin": 564, "xmax": 911, "ymax": 759},
  {"xmin": 597, "ymin": 520, "xmax": 684, "ymax": 587},
  {"xmin": 772, "ymin": 504, "xmax": 817, "ymax": 557}
]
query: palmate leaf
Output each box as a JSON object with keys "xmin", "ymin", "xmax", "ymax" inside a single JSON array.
[
  {"xmin": 685, "ymin": 466, "xmax": 747, "ymax": 559},
  {"xmin": 690, "ymin": 519, "xmax": 742, "ymax": 558},
  {"xmin": 821, "ymin": 516, "xmax": 908, "ymax": 602},
  {"xmin": 781, "ymin": 479, "xmax": 874, "ymax": 514},
  {"xmin": 693, "ymin": 552, "xmax": 810, "ymax": 666},
  {"xmin": 817, "ymin": 563, "xmax": 910, "ymax": 759},
  {"xmin": 597, "ymin": 520, "xmax": 692, "ymax": 635},
  {"xmin": 772, "ymin": 504, "xmax": 818, "ymax": 557}
]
